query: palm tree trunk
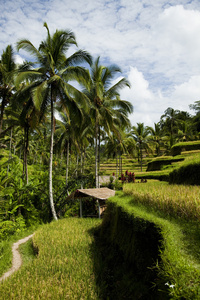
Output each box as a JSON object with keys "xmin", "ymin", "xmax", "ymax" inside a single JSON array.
[
  {"xmin": 121, "ymin": 155, "xmax": 123, "ymax": 176},
  {"xmin": 95, "ymin": 121, "xmax": 99, "ymax": 188},
  {"xmin": 23, "ymin": 126, "xmax": 29, "ymax": 185},
  {"xmin": 66, "ymin": 140, "xmax": 69, "ymax": 195},
  {"xmin": 7, "ymin": 128, "xmax": 12, "ymax": 176},
  {"xmin": 76, "ymin": 153, "xmax": 79, "ymax": 178},
  {"xmin": 140, "ymin": 144, "xmax": 143, "ymax": 172},
  {"xmin": 80, "ymin": 148, "xmax": 83, "ymax": 189},
  {"xmin": 119, "ymin": 153, "xmax": 122, "ymax": 177},
  {"xmin": 49, "ymin": 91, "xmax": 58, "ymax": 221},
  {"xmin": 82, "ymin": 148, "xmax": 86, "ymax": 174},
  {"xmin": 98, "ymin": 126, "xmax": 101, "ymax": 188},
  {"xmin": 0, "ymin": 96, "xmax": 6, "ymax": 134},
  {"xmin": 116, "ymin": 156, "xmax": 118, "ymax": 178}
]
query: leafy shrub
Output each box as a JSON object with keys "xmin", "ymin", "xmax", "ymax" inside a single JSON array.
[
  {"xmin": 0, "ymin": 216, "xmax": 26, "ymax": 241},
  {"xmin": 114, "ymin": 179, "xmax": 123, "ymax": 190}
]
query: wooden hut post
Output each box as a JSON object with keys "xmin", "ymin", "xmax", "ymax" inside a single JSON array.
[{"xmin": 97, "ymin": 200, "xmax": 101, "ymax": 219}]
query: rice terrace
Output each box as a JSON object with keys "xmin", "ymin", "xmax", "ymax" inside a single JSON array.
[{"xmin": 1, "ymin": 21, "xmax": 200, "ymax": 300}]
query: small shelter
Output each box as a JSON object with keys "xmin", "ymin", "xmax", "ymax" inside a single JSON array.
[{"xmin": 69, "ymin": 188, "xmax": 115, "ymax": 218}]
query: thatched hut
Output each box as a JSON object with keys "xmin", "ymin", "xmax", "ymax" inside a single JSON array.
[{"xmin": 68, "ymin": 188, "xmax": 115, "ymax": 218}]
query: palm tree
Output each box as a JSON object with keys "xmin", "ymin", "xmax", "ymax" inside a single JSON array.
[
  {"xmin": 189, "ymin": 101, "xmax": 200, "ymax": 138},
  {"xmin": 83, "ymin": 57, "xmax": 133, "ymax": 187},
  {"xmin": 189, "ymin": 100, "xmax": 200, "ymax": 114},
  {"xmin": 131, "ymin": 123, "xmax": 151, "ymax": 171},
  {"xmin": 54, "ymin": 108, "xmax": 83, "ymax": 192},
  {"xmin": 0, "ymin": 45, "xmax": 17, "ymax": 134},
  {"xmin": 147, "ymin": 122, "xmax": 164, "ymax": 156},
  {"xmin": 17, "ymin": 23, "xmax": 92, "ymax": 220},
  {"xmin": 104, "ymin": 127, "xmax": 136, "ymax": 177},
  {"xmin": 3, "ymin": 94, "xmax": 39, "ymax": 185},
  {"xmin": 160, "ymin": 107, "xmax": 180, "ymax": 148}
]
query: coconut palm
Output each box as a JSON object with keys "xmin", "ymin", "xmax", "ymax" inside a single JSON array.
[
  {"xmin": 54, "ymin": 108, "xmax": 83, "ymax": 190},
  {"xmin": 189, "ymin": 101, "xmax": 200, "ymax": 138},
  {"xmin": 189, "ymin": 100, "xmax": 200, "ymax": 114},
  {"xmin": 3, "ymin": 93, "xmax": 39, "ymax": 185},
  {"xmin": 160, "ymin": 107, "xmax": 181, "ymax": 148},
  {"xmin": 104, "ymin": 127, "xmax": 136, "ymax": 177},
  {"xmin": 83, "ymin": 57, "xmax": 133, "ymax": 187},
  {"xmin": 0, "ymin": 45, "xmax": 17, "ymax": 134},
  {"xmin": 131, "ymin": 123, "xmax": 152, "ymax": 171},
  {"xmin": 147, "ymin": 122, "xmax": 164, "ymax": 156},
  {"xmin": 17, "ymin": 23, "xmax": 92, "ymax": 220}
]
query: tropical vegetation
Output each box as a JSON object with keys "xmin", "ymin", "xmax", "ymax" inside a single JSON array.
[{"xmin": 0, "ymin": 22, "xmax": 200, "ymax": 299}]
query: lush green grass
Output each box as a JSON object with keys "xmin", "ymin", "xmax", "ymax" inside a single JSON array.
[
  {"xmin": 169, "ymin": 154, "xmax": 200, "ymax": 185},
  {"xmin": 171, "ymin": 140, "xmax": 200, "ymax": 156},
  {"xmin": 123, "ymin": 181, "xmax": 200, "ymax": 221},
  {"xmin": 0, "ymin": 227, "xmax": 36, "ymax": 277},
  {"xmin": 0, "ymin": 218, "xmax": 102, "ymax": 300},
  {"xmin": 108, "ymin": 192, "xmax": 200, "ymax": 299}
]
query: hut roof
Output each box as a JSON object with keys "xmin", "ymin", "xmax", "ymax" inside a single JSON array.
[{"xmin": 73, "ymin": 187, "xmax": 115, "ymax": 200}]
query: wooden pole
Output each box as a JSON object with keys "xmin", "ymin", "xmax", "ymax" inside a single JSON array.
[{"xmin": 98, "ymin": 200, "xmax": 101, "ymax": 219}]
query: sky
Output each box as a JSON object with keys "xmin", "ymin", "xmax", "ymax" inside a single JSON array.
[{"xmin": 1, "ymin": 0, "xmax": 200, "ymax": 126}]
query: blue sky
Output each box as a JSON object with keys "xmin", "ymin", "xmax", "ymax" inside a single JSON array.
[{"xmin": 1, "ymin": 0, "xmax": 200, "ymax": 126}]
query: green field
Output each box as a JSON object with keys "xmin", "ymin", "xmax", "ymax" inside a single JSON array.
[{"xmin": 0, "ymin": 218, "xmax": 102, "ymax": 300}]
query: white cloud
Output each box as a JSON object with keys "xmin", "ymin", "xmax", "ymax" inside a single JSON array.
[
  {"xmin": 14, "ymin": 54, "xmax": 24, "ymax": 65},
  {"xmin": 121, "ymin": 67, "xmax": 200, "ymax": 127},
  {"xmin": 172, "ymin": 76, "xmax": 200, "ymax": 112},
  {"xmin": 1, "ymin": 0, "xmax": 200, "ymax": 126},
  {"xmin": 120, "ymin": 67, "xmax": 164, "ymax": 127},
  {"xmin": 143, "ymin": 5, "xmax": 200, "ymax": 88}
]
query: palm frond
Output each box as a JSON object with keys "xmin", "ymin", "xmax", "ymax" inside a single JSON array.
[
  {"xmin": 106, "ymin": 77, "xmax": 131, "ymax": 97},
  {"xmin": 65, "ymin": 50, "xmax": 92, "ymax": 66},
  {"xmin": 61, "ymin": 66, "xmax": 91, "ymax": 90},
  {"xmin": 16, "ymin": 39, "xmax": 43, "ymax": 62}
]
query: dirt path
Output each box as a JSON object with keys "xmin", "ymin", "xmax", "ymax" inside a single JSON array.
[{"xmin": 0, "ymin": 234, "xmax": 34, "ymax": 282}]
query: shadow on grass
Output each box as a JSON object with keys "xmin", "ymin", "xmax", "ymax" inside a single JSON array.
[
  {"xmin": 174, "ymin": 220, "xmax": 200, "ymax": 265},
  {"xmin": 128, "ymin": 196, "xmax": 200, "ymax": 266},
  {"xmin": 88, "ymin": 221, "xmax": 169, "ymax": 300}
]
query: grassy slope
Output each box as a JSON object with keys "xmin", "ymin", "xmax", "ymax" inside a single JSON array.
[
  {"xmin": 108, "ymin": 187, "xmax": 200, "ymax": 299},
  {"xmin": 0, "ymin": 227, "xmax": 37, "ymax": 278},
  {"xmin": 0, "ymin": 218, "xmax": 101, "ymax": 300},
  {"xmin": 0, "ymin": 185, "xmax": 199, "ymax": 298}
]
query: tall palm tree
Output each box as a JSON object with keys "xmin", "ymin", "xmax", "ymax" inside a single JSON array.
[
  {"xmin": 17, "ymin": 22, "xmax": 92, "ymax": 220},
  {"xmin": 0, "ymin": 45, "xmax": 17, "ymax": 134},
  {"xmin": 189, "ymin": 100, "xmax": 200, "ymax": 114},
  {"xmin": 189, "ymin": 101, "xmax": 200, "ymax": 138},
  {"xmin": 54, "ymin": 108, "xmax": 83, "ymax": 192},
  {"xmin": 104, "ymin": 127, "xmax": 136, "ymax": 177},
  {"xmin": 160, "ymin": 107, "xmax": 180, "ymax": 148},
  {"xmin": 83, "ymin": 57, "xmax": 133, "ymax": 187},
  {"xmin": 131, "ymin": 123, "xmax": 151, "ymax": 171},
  {"xmin": 147, "ymin": 122, "xmax": 164, "ymax": 156}
]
